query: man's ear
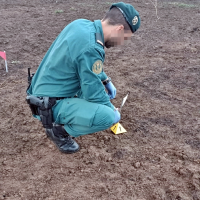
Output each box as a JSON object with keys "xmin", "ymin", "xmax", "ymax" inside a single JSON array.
[{"xmin": 116, "ymin": 24, "xmax": 124, "ymax": 31}]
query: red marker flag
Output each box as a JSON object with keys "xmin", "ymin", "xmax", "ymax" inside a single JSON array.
[
  {"xmin": 0, "ymin": 51, "xmax": 6, "ymax": 60},
  {"xmin": 0, "ymin": 51, "xmax": 8, "ymax": 72}
]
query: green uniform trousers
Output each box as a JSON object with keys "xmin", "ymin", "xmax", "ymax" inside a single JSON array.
[{"xmin": 52, "ymin": 98, "xmax": 115, "ymax": 137}]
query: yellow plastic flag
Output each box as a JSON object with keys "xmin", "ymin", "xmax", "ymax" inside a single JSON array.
[{"xmin": 111, "ymin": 122, "xmax": 127, "ymax": 134}]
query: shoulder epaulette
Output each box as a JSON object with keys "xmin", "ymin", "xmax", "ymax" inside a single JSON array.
[{"xmin": 96, "ymin": 33, "xmax": 104, "ymax": 47}]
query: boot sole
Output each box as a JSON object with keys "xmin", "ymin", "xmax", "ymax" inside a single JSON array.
[
  {"xmin": 59, "ymin": 146, "xmax": 80, "ymax": 154},
  {"xmin": 46, "ymin": 130, "xmax": 80, "ymax": 154}
]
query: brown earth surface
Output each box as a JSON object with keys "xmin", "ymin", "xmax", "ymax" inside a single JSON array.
[{"xmin": 1, "ymin": 0, "xmax": 200, "ymax": 199}]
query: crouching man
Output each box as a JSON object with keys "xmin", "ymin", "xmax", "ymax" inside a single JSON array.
[{"xmin": 26, "ymin": 2, "xmax": 140, "ymax": 153}]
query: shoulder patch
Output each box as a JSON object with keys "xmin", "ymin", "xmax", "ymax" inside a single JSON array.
[
  {"xmin": 96, "ymin": 33, "xmax": 104, "ymax": 47},
  {"xmin": 92, "ymin": 60, "xmax": 103, "ymax": 74}
]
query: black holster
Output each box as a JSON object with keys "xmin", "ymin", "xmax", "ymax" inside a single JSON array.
[
  {"xmin": 26, "ymin": 96, "xmax": 56, "ymax": 129},
  {"xmin": 26, "ymin": 68, "xmax": 56, "ymax": 129}
]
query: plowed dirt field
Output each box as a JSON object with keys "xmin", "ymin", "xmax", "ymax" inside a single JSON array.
[{"xmin": 1, "ymin": 0, "xmax": 200, "ymax": 199}]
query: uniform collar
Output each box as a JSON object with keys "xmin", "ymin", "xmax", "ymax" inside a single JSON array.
[{"xmin": 94, "ymin": 20, "xmax": 105, "ymax": 47}]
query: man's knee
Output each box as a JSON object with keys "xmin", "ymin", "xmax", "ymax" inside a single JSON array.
[{"xmin": 93, "ymin": 105, "xmax": 115, "ymax": 127}]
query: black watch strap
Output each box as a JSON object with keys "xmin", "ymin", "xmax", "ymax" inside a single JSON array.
[{"xmin": 103, "ymin": 77, "xmax": 111, "ymax": 85}]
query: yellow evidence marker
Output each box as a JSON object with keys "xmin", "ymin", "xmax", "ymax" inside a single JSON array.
[{"xmin": 111, "ymin": 122, "xmax": 127, "ymax": 134}]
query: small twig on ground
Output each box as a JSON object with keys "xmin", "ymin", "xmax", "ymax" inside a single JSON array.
[{"xmin": 149, "ymin": 0, "xmax": 160, "ymax": 20}]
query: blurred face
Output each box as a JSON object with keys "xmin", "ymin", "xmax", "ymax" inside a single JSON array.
[{"xmin": 105, "ymin": 25, "xmax": 133, "ymax": 48}]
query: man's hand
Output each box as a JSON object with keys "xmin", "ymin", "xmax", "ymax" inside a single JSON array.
[{"xmin": 105, "ymin": 81, "xmax": 116, "ymax": 99}]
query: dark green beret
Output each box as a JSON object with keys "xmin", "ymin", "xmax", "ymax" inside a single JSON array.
[{"xmin": 110, "ymin": 2, "xmax": 141, "ymax": 33}]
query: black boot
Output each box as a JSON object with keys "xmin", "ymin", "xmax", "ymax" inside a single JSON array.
[{"xmin": 45, "ymin": 125, "xmax": 80, "ymax": 154}]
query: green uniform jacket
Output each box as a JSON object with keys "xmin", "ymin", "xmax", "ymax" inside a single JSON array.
[{"xmin": 28, "ymin": 19, "xmax": 114, "ymax": 110}]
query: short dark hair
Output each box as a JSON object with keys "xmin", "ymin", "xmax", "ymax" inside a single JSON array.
[{"xmin": 102, "ymin": 7, "xmax": 131, "ymax": 32}]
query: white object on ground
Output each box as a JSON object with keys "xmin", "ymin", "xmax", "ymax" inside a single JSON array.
[{"xmin": 119, "ymin": 92, "xmax": 129, "ymax": 113}]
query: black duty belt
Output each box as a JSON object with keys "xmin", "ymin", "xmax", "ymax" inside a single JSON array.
[
  {"xmin": 55, "ymin": 95, "xmax": 77, "ymax": 100},
  {"xmin": 55, "ymin": 97, "xmax": 66, "ymax": 100}
]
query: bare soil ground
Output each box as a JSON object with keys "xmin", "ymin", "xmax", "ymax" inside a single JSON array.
[{"xmin": 1, "ymin": 0, "xmax": 200, "ymax": 199}]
